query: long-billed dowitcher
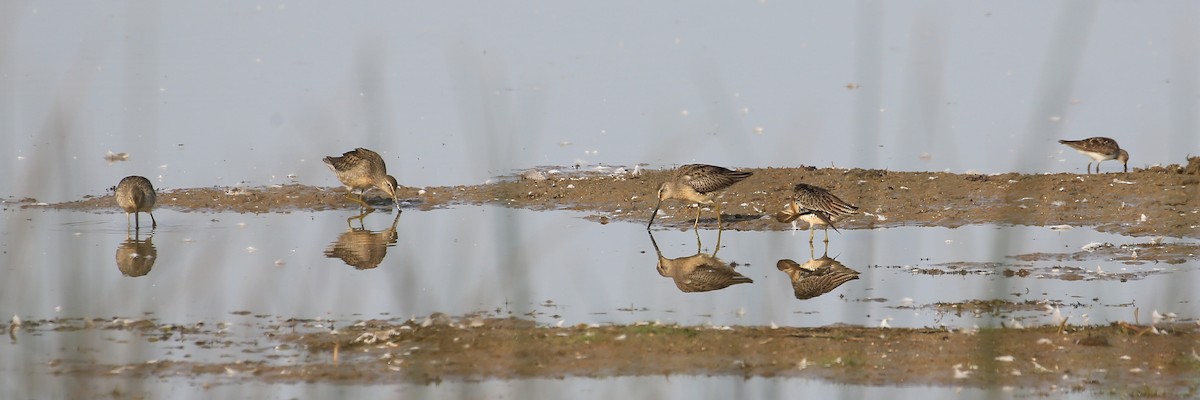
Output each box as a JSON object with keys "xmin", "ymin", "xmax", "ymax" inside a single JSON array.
[
  {"xmin": 323, "ymin": 148, "xmax": 400, "ymax": 211},
  {"xmin": 647, "ymin": 164, "xmax": 752, "ymax": 230},
  {"xmin": 775, "ymin": 183, "xmax": 858, "ymax": 243},
  {"xmin": 116, "ymin": 175, "xmax": 157, "ymax": 229},
  {"xmin": 649, "ymin": 230, "xmax": 752, "ymax": 293},
  {"xmin": 1059, "ymin": 137, "xmax": 1129, "ymax": 174}
]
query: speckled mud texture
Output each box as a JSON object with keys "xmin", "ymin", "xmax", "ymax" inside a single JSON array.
[
  {"xmin": 40, "ymin": 156, "xmax": 1200, "ymax": 238},
  {"xmin": 17, "ymin": 316, "xmax": 1200, "ymax": 398}
]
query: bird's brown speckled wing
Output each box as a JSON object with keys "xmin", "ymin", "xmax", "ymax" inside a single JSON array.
[
  {"xmin": 1059, "ymin": 137, "xmax": 1120, "ymax": 155},
  {"xmin": 325, "ymin": 148, "xmax": 386, "ymax": 173},
  {"xmin": 792, "ymin": 183, "xmax": 858, "ymax": 217},
  {"xmin": 676, "ymin": 164, "xmax": 753, "ymax": 194}
]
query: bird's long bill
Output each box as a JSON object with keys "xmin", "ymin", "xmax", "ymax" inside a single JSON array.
[
  {"xmin": 392, "ymin": 193, "xmax": 401, "ymax": 211},
  {"xmin": 647, "ymin": 200, "xmax": 662, "ymax": 229},
  {"xmin": 647, "ymin": 229, "xmax": 661, "ymax": 256}
]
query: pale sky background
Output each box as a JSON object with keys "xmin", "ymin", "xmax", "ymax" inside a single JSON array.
[{"xmin": 2, "ymin": 1, "xmax": 1198, "ymax": 201}]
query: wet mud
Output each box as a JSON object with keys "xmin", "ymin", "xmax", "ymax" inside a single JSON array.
[
  {"xmin": 36, "ymin": 156, "xmax": 1200, "ymax": 238},
  {"xmin": 11, "ymin": 315, "xmax": 1199, "ymax": 397},
  {"xmin": 899, "ymin": 240, "xmax": 1199, "ymax": 282}
]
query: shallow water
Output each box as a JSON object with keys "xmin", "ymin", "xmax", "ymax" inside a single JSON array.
[
  {"xmin": 3, "ymin": 204, "xmax": 1197, "ymax": 397},
  {"xmin": 3, "ymin": 205, "xmax": 1194, "ymax": 329},
  {"xmin": 0, "ymin": 374, "xmax": 1100, "ymax": 400}
]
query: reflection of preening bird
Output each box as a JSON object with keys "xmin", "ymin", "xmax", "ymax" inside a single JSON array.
[
  {"xmin": 116, "ymin": 176, "xmax": 157, "ymax": 229},
  {"xmin": 776, "ymin": 252, "xmax": 859, "ymax": 300},
  {"xmin": 1058, "ymin": 137, "xmax": 1129, "ymax": 174},
  {"xmin": 115, "ymin": 236, "xmax": 157, "ymax": 277},
  {"xmin": 775, "ymin": 183, "xmax": 858, "ymax": 243},
  {"xmin": 324, "ymin": 213, "xmax": 401, "ymax": 270},
  {"xmin": 648, "ymin": 164, "xmax": 752, "ymax": 230},
  {"xmin": 649, "ymin": 231, "xmax": 752, "ymax": 293},
  {"xmin": 323, "ymin": 148, "xmax": 400, "ymax": 210}
]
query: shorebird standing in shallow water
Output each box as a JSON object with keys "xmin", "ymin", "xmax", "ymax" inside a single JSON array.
[
  {"xmin": 647, "ymin": 164, "xmax": 753, "ymax": 230},
  {"xmin": 116, "ymin": 175, "xmax": 157, "ymax": 229},
  {"xmin": 775, "ymin": 183, "xmax": 858, "ymax": 243},
  {"xmin": 1058, "ymin": 137, "xmax": 1129, "ymax": 174},
  {"xmin": 323, "ymin": 148, "xmax": 400, "ymax": 212}
]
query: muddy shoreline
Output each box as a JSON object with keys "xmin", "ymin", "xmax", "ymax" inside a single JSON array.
[
  {"xmin": 34, "ymin": 159, "xmax": 1200, "ymax": 238},
  {"xmin": 14, "ymin": 316, "xmax": 1199, "ymax": 397}
]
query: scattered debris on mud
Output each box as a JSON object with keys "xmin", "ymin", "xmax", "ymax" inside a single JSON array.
[
  {"xmin": 37, "ymin": 161, "xmax": 1200, "ymax": 238},
  {"xmin": 10, "ymin": 314, "xmax": 1198, "ymax": 397}
]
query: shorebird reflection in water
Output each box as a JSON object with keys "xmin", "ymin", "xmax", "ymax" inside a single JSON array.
[
  {"xmin": 775, "ymin": 183, "xmax": 859, "ymax": 243},
  {"xmin": 324, "ymin": 212, "xmax": 401, "ymax": 270},
  {"xmin": 323, "ymin": 147, "xmax": 400, "ymax": 212},
  {"xmin": 1058, "ymin": 137, "xmax": 1129, "ymax": 174},
  {"xmin": 116, "ymin": 175, "xmax": 157, "ymax": 230},
  {"xmin": 776, "ymin": 245, "xmax": 859, "ymax": 300},
  {"xmin": 648, "ymin": 164, "xmax": 752, "ymax": 230},
  {"xmin": 115, "ymin": 233, "xmax": 157, "ymax": 278},
  {"xmin": 648, "ymin": 230, "xmax": 752, "ymax": 293}
]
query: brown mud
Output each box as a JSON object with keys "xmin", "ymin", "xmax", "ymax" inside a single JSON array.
[
  {"xmin": 15, "ymin": 315, "xmax": 1200, "ymax": 397},
  {"xmin": 38, "ymin": 157, "xmax": 1200, "ymax": 238}
]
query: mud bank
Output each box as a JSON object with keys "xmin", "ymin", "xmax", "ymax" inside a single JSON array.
[{"xmin": 36, "ymin": 158, "xmax": 1200, "ymax": 238}]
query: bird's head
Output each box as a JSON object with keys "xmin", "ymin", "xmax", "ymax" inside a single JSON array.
[
  {"xmin": 656, "ymin": 182, "xmax": 672, "ymax": 201},
  {"xmin": 381, "ymin": 175, "xmax": 400, "ymax": 204},
  {"xmin": 1118, "ymin": 149, "xmax": 1130, "ymax": 172}
]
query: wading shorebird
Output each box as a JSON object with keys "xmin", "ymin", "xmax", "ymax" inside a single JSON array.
[
  {"xmin": 775, "ymin": 183, "xmax": 858, "ymax": 243},
  {"xmin": 1058, "ymin": 137, "xmax": 1129, "ymax": 174},
  {"xmin": 647, "ymin": 164, "xmax": 752, "ymax": 230},
  {"xmin": 116, "ymin": 175, "xmax": 158, "ymax": 229},
  {"xmin": 323, "ymin": 148, "xmax": 400, "ymax": 211}
]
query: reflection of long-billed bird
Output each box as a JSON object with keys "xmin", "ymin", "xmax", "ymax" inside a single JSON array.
[
  {"xmin": 116, "ymin": 175, "xmax": 157, "ymax": 230},
  {"xmin": 649, "ymin": 230, "xmax": 752, "ymax": 293},
  {"xmin": 775, "ymin": 183, "xmax": 858, "ymax": 243},
  {"xmin": 776, "ymin": 249, "xmax": 859, "ymax": 300},
  {"xmin": 323, "ymin": 147, "xmax": 400, "ymax": 211},
  {"xmin": 648, "ymin": 164, "xmax": 752, "ymax": 230},
  {"xmin": 1058, "ymin": 137, "xmax": 1129, "ymax": 174},
  {"xmin": 115, "ymin": 235, "xmax": 157, "ymax": 277},
  {"xmin": 324, "ymin": 212, "xmax": 401, "ymax": 270}
]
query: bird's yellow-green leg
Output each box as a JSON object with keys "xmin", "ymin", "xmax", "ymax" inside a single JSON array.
[
  {"xmin": 715, "ymin": 202, "xmax": 723, "ymax": 230},
  {"xmin": 346, "ymin": 189, "xmax": 370, "ymax": 209},
  {"xmin": 714, "ymin": 224, "xmax": 723, "ymax": 255}
]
